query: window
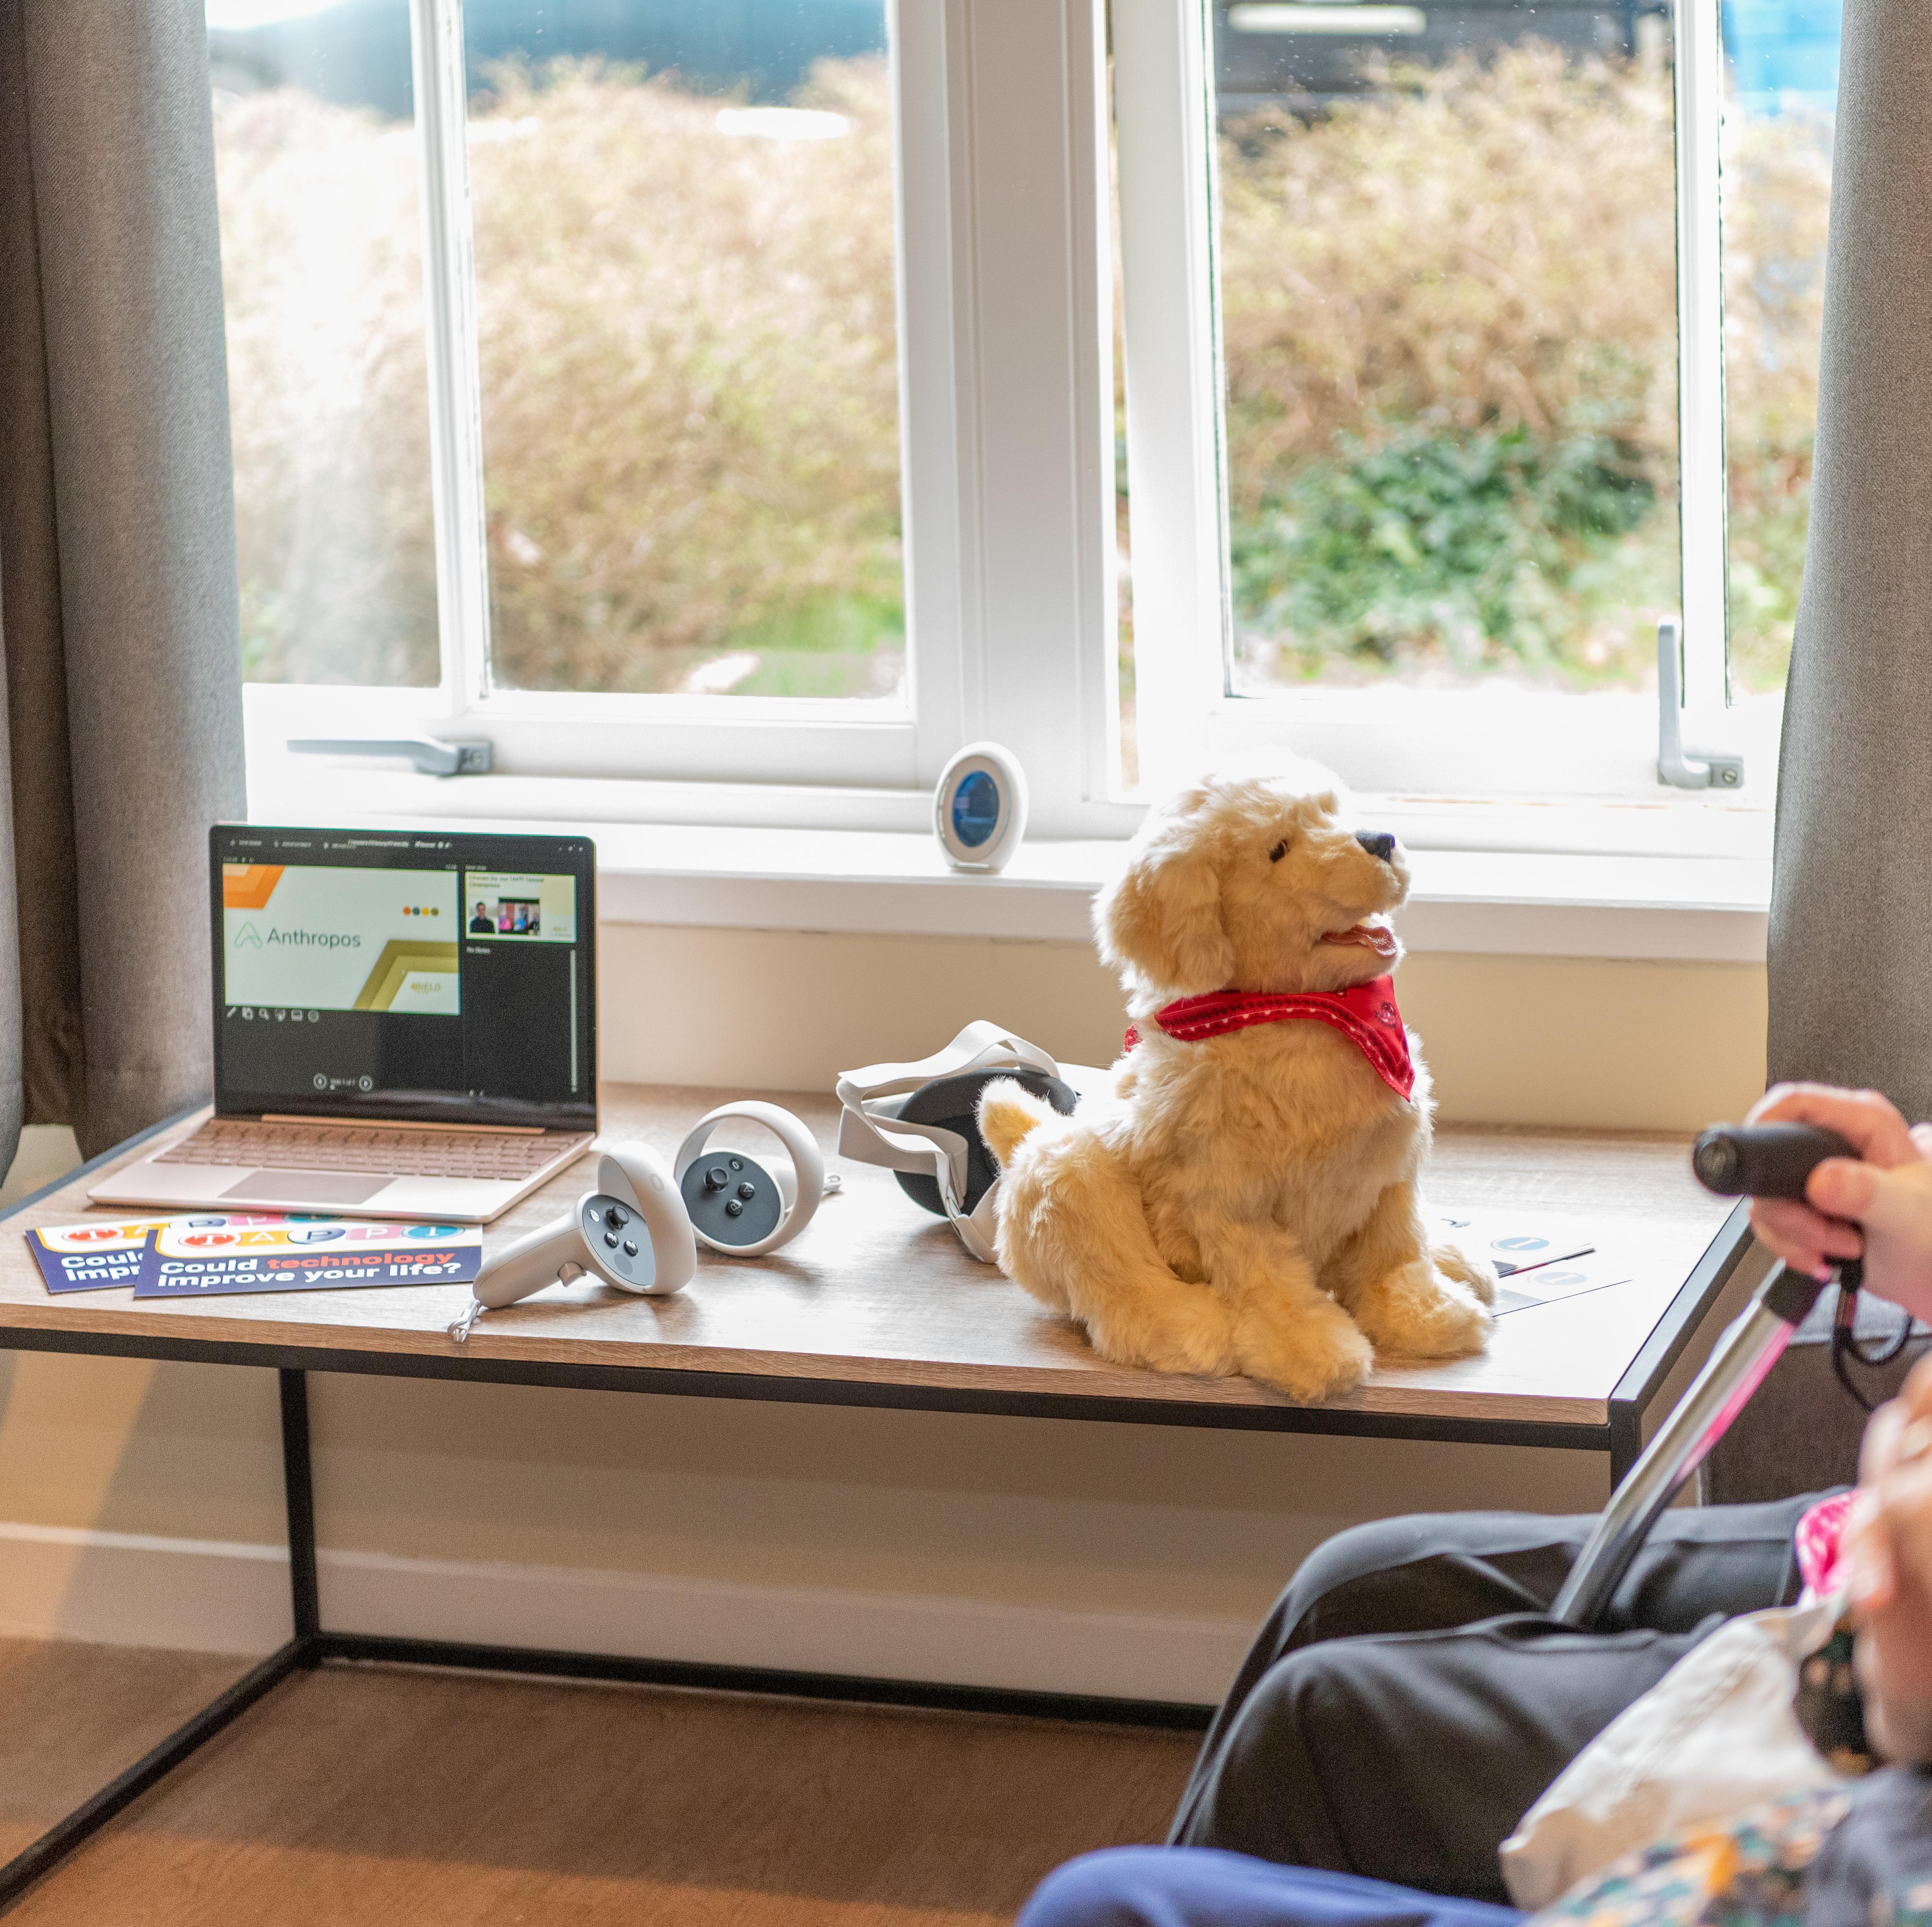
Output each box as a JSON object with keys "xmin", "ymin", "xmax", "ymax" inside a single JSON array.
[
  {"xmin": 211, "ymin": 0, "xmax": 439, "ymax": 686},
  {"xmin": 212, "ymin": 0, "xmax": 1834, "ymax": 857},
  {"xmin": 216, "ymin": 0, "xmax": 1136, "ymax": 837},
  {"xmin": 461, "ymin": 17, "xmax": 906, "ymax": 705},
  {"xmin": 1114, "ymin": 0, "xmax": 1842, "ymax": 851},
  {"xmin": 1720, "ymin": 0, "xmax": 1837, "ymax": 701}
]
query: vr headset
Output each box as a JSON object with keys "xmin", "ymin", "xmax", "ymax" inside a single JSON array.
[{"xmin": 835, "ymin": 1022, "xmax": 1102, "ymax": 1261}]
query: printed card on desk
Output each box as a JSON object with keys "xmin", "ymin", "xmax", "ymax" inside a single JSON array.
[
  {"xmin": 1433, "ymin": 1212, "xmax": 1596, "ymax": 1279},
  {"xmin": 29, "ymin": 1215, "xmax": 482, "ymax": 1299},
  {"xmin": 28, "ymin": 1218, "xmax": 172, "ymax": 1293},
  {"xmin": 1432, "ymin": 1213, "xmax": 1628, "ymax": 1316},
  {"xmin": 135, "ymin": 1219, "xmax": 482, "ymax": 1299}
]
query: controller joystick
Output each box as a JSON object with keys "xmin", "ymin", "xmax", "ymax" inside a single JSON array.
[{"xmin": 672, "ymin": 1102, "xmax": 825, "ymax": 1257}]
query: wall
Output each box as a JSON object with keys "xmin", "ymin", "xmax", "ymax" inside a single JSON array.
[
  {"xmin": 598, "ymin": 926, "xmax": 1771, "ymax": 1131},
  {"xmin": 0, "ymin": 927, "xmax": 1767, "ymax": 1702}
]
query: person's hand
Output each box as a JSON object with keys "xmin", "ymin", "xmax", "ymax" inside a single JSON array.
[
  {"xmin": 1848, "ymin": 1358, "xmax": 1932, "ymax": 1760},
  {"xmin": 1745, "ymin": 1084, "xmax": 1932, "ymax": 1319}
]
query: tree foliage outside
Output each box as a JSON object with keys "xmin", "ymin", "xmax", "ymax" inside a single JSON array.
[
  {"xmin": 213, "ymin": 47, "xmax": 1829, "ymax": 699},
  {"xmin": 470, "ymin": 59, "xmax": 903, "ymax": 698},
  {"xmin": 216, "ymin": 89, "xmax": 438, "ymax": 685}
]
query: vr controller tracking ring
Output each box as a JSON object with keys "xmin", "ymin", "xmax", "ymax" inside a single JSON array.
[{"xmin": 672, "ymin": 1102, "xmax": 826, "ymax": 1258}]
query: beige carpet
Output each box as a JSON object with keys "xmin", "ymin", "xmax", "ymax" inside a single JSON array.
[
  {"xmin": 0, "ymin": 1644, "xmax": 1198, "ymax": 1925},
  {"xmin": 0, "ymin": 1639, "xmax": 250, "ymax": 1865}
]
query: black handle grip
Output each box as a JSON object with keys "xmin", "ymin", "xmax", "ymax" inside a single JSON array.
[{"xmin": 1692, "ymin": 1121, "xmax": 1857, "ymax": 1200}]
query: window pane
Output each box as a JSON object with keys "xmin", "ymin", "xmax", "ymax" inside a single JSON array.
[
  {"xmin": 208, "ymin": 1, "xmax": 441, "ymax": 686},
  {"xmin": 1109, "ymin": 59, "xmax": 1140, "ymax": 794},
  {"xmin": 1214, "ymin": 4, "xmax": 1681, "ymax": 704},
  {"xmin": 464, "ymin": 6, "xmax": 906, "ymax": 701},
  {"xmin": 1722, "ymin": 0, "xmax": 1839, "ymax": 696}
]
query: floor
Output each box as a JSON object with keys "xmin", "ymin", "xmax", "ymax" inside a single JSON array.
[{"xmin": 0, "ymin": 1641, "xmax": 1199, "ymax": 1924}]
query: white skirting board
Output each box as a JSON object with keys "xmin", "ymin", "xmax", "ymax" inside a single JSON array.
[{"xmin": 0, "ymin": 1522, "xmax": 1242, "ymax": 1706}]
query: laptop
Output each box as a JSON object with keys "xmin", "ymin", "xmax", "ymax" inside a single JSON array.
[{"xmin": 90, "ymin": 825, "xmax": 599, "ymax": 1224}]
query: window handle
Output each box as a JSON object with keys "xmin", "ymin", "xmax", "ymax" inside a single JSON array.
[
  {"xmin": 1655, "ymin": 619, "xmax": 1743, "ymax": 791},
  {"xmin": 286, "ymin": 737, "xmax": 494, "ymax": 777}
]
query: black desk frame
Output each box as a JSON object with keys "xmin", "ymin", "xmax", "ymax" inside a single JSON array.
[{"xmin": 0, "ymin": 1124, "xmax": 1755, "ymax": 1912}]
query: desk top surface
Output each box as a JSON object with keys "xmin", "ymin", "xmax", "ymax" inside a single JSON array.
[{"xmin": 0, "ymin": 1086, "xmax": 1740, "ymax": 1431}]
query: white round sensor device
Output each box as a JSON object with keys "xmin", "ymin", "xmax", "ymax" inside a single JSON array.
[{"xmin": 934, "ymin": 742, "xmax": 1027, "ymax": 873}]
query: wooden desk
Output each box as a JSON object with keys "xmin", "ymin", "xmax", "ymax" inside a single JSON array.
[
  {"xmin": 0, "ymin": 1087, "xmax": 1750, "ymax": 1465},
  {"xmin": 0, "ymin": 1087, "xmax": 1756, "ymax": 1908}
]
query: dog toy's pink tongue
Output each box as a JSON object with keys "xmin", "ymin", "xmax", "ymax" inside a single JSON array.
[{"xmin": 1322, "ymin": 923, "xmax": 1398, "ymax": 959}]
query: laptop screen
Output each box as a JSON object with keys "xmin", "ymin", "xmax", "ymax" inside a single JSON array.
[{"xmin": 210, "ymin": 825, "xmax": 597, "ymax": 1130}]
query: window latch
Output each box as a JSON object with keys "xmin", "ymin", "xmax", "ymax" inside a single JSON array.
[
  {"xmin": 286, "ymin": 737, "xmax": 494, "ymax": 778},
  {"xmin": 1655, "ymin": 619, "xmax": 1743, "ymax": 791}
]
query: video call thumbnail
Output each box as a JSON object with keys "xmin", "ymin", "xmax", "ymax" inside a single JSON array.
[{"xmin": 463, "ymin": 872, "xmax": 577, "ymax": 943}]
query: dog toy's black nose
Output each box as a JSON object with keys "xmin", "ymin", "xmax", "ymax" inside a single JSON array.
[{"xmin": 1356, "ymin": 831, "xmax": 1396, "ymax": 863}]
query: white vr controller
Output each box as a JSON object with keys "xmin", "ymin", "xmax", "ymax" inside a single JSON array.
[
  {"xmin": 673, "ymin": 1100, "xmax": 826, "ymax": 1257},
  {"xmin": 449, "ymin": 1104, "xmax": 828, "ymax": 1342}
]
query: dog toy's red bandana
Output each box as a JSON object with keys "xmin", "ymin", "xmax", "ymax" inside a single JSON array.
[{"xmin": 1124, "ymin": 977, "xmax": 1414, "ymax": 1101}]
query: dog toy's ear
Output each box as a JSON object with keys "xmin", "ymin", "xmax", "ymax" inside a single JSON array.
[{"xmin": 1098, "ymin": 840, "xmax": 1233, "ymax": 992}]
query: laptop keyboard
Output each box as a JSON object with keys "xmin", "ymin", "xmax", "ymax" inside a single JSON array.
[{"xmin": 155, "ymin": 1119, "xmax": 593, "ymax": 1182}]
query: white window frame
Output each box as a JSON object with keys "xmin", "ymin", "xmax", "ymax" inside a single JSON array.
[
  {"xmin": 1110, "ymin": 0, "xmax": 1779, "ymax": 856},
  {"xmin": 243, "ymin": 0, "xmax": 1142, "ymax": 841},
  {"xmin": 240, "ymin": 0, "xmax": 1778, "ymax": 871}
]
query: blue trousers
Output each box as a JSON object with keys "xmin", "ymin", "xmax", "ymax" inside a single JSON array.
[{"xmin": 1018, "ymin": 1848, "xmax": 1527, "ymax": 1927}]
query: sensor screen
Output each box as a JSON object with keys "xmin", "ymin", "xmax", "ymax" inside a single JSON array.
[{"xmin": 950, "ymin": 770, "xmax": 1001, "ymax": 849}]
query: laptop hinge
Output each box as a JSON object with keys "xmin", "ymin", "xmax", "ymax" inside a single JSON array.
[{"xmin": 256, "ymin": 1115, "xmax": 548, "ymax": 1137}]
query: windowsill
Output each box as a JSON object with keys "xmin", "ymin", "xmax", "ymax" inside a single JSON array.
[{"xmin": 246, "ymin": 764, "xmax": 1770, "ymax": 962}]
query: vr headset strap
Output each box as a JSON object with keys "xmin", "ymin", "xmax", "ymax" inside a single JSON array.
[
  {"xmin": 833, "ymin": 1021, "xmax": 1060, "ymax": 1108},
  {"xmin": 835, "ymin": 1021, "xmax": 1059, "ymax": 1263}
]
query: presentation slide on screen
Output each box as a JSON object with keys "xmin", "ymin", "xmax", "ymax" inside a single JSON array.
[
  {"xmin": 222, "ymin": 864, "xmax": 461, "ymax": 1015},
  {"xmin": 462, "ymin": 871, "xmax": 577, "ymax": 942}
]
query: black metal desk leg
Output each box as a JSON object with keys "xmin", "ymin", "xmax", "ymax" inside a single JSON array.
[
  {"xmin": 279, "ymin": 1369, "xmax": 320, "ymax": 1642},
  {"xmin": 0, "ymin": 1366, "xmax": 323, "ymax": 1910}
]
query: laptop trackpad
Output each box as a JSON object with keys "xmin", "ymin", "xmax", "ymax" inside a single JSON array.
[{"xmin": 222, "ymin": 1170, "xmax": 391, "ymax": 1206}]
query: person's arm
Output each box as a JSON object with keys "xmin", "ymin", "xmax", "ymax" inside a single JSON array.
[{"xmin": 1745, "ymin": 1083, "xmax": 1932, "ymax": 1323}]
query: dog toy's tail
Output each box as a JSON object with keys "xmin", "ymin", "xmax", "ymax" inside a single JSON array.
[{"xmin": 977, "ymin": 1077, "xmax": 1061, "ymax": 1167}]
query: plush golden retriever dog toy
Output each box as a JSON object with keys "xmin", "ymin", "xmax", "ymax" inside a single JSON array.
[{"xmin": 977, "ymin": 767, "xmax": 1494, "ymax": 1401}]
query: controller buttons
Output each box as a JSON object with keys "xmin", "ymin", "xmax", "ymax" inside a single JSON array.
[
  {"xmin": 724, "ymin": 1199, "xmax": 744, "ymax": 1218},
  {"xmin": 623, "ymin": 1238, "xmax": 638, "ymax": 1257},
  {"xmin": 604, "ymin": 1231, "xmax": 618, "ymax": 1249},
  {"xmin": 729, "ymin": 1158, "xmax": 743, "ymax": 1171},
  {"xmin": 736, "ymin": 1181, "xmax": 756, "ymax": 1201},
  {"xmin": 605, "ymin": 1205, "xmax": 629, "ymax": 1230},
  {"xmin": 704, "ymin": 1166, "xmax": 729, "ymax": 1192}
]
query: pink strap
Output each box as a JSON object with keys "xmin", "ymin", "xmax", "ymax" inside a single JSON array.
[{"xmin": 1794, "ymin": 1490, "xmax": 1854, "ymax": 1597}]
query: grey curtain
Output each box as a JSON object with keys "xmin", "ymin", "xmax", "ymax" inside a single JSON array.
[
  {"xmin": 0, "ymin": 0, "xmax": 244, "ymax": 1162},
  {"xmin": 1768, "ymin": 0, "xmax": 1932, "ymax": 1115}
]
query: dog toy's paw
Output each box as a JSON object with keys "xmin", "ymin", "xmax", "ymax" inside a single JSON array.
[
  {"xmin": 1233, "ymin": 1294, "xmax": 1374, "ymax": 1402},
  {"xmin": 1083, "ymin": 1291, "xmax": 1238, "ymax": 1378},
  {"xmin": 1353, "ymin": 1260, "xmax": 1492, "ymax": 1361},
  {"xmin": 1432, "ymin": 1240, "xmax": 1499, "ymax": 1307}
]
